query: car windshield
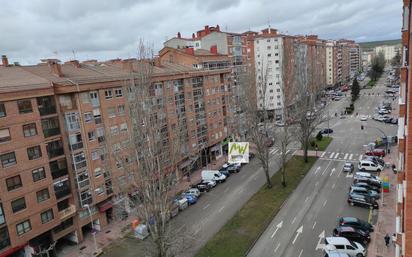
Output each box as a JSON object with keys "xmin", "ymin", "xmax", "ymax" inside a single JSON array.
[{"xmin": 349, "ymin": 240, "xmax": 358, "ymax": 248}]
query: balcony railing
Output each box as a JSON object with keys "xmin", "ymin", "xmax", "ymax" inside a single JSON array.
[
  {"xmin": 77, "ymin": 179, "xmax": 90, "ymax": 189},
  {"xmin": 73, "ymin": 160, "xmax": 87, "ymax": 170},
  {"xmin": 39, "ymin": 106, "xmax": 56, "ymax": 116},
  {"xmin": 43, "ymin": 128, "xmax": 60, "ymax": 138},
  {"xmin": 55, "ymin": 187, "xmax": 71, "ymax": 199},
  {"xmin": 50, "ymin": 164, "xmax": 68, "ymax": 180},
  {"xmin": 58, "ymin": 204, "xmax": 76, "ymax": 220},
  {"xmin": 48, "ymin": 148, "xmax": 64, "ymax": 159},
  {"xmin": 69, "ymin": 142, "xmax": 83, "ymax": 151}
]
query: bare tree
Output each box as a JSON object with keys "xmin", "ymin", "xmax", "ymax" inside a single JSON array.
[
  {"xmin": 241, "ymin": 60, "xmax": 273, "ymax": 188},
  {"xmin": 107, "ymin": 41, "xmax": 188, "ymax": 257}
]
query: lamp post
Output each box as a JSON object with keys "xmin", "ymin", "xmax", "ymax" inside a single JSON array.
[{"xmin": 83, "ymin": 204, "xmax": 99, "ymax": 254}]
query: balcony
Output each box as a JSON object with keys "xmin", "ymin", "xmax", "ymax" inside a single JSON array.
[
  {"xmin": 55, "ymin": 186, "xmax": 71, "ymax": 199},
  {"xmin": 73, "ymin": 160, "xmax": 87, "ymax": 170},
  {"xmin": 39, "ymin": 106, "xmax": 57, "ymax": 116},
  {"xmin": 37, "ymin": 96, "xmax": 57, "ymax": 116},
  {"xmin": 58, "ymin": 204, "xmax": 76, "ymax": 220},
  {"xmin": 69, "ymin": 142, "xmax": 83, "ymax": 151},
  {"xmin": 47, "ymin": 146, "xmax": 64, "ymax": 159},
  {"xmin": 43, "ymin": 128, "xmax": 61, "ymax": 138},
  {"xmin": 50, "ymin": 160, "xmax": 68, "ymax": 179}
]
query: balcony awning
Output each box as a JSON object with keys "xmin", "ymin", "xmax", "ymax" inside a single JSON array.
[{"xmin": 98, "ymin": 201, "xmax": 113, "ymax": 213}]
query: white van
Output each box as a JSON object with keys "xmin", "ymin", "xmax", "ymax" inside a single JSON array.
[
  {"xmin": 324, "ymin": 237, "xmax": 366, "ymax": 257},
  {"xmin": 358, "ymin": 160, "xmax": 383, "ymax": 172},
  {"xmin": 201, "ymin": 170, "xmax": 226, "ymax": 183}
]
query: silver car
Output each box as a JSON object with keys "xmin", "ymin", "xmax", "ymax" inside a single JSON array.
[{"xmin": 343, "ymin": 162, "xmax": 354, "ymax": 173}]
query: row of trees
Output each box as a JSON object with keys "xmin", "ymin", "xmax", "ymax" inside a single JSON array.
[{"xmin": 369, "ymin": 51, "xmax": 386, "ymax": 81}]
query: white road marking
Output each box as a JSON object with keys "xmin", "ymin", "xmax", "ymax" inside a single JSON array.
[
  {"xmin": 315, "ymin": 181, "xmax": 319, "ymax": 187},
  {"xmin": 330, "ymin": 168, "xmax": 335, "ymax": 176},
  {"xmin": 344, "ymin": 153, "xmax": 349, "ymax": 159},
  {"xmin": 337, "ymin": 168, "xmax": 342, "ymax": 177},
  {"xmin": 349, "ymin": 153, "xmax": 353, "ymax": 160},
  {"xmin": 323, "ymin": 199, "xmax": 328, "ymax": 207},
  {"xmin": 270, "ymin": 221, "xmax": 283, "ymax": 239},
  {"xmin": 312, "ymin": 221, "xmax": 317, "ymax": 230},
  {"xmin": 292, "ymin": 226, "xmax": 303, "ymax": 244},
  {"xmin": 332, "ymin": 183, "xmax": 336, "ymax": 189},
  {"xmin": 333, "ymin": 152, "xmax": 340, "ymax": 159},
  {"xmin": 346, "ymin": 173, "xmax": 354, "ymax": 178},
  {"xmin": 203, "ymin": 203, "xmax": 210, "ymax": 210},
  {"xmin": 274, "ymin": 243, "xmax": 280, "ymax": 253},
  {"xmin": 305, "ymin": 196, "xmax": 309, "ymax": 202},
  {"xmin": 194, "ymin": 226, "xmax": 201, "ymax": 235},
  {"xmin": 298, "ymin": 249, "xmax": 303, "ymax": 257},
  {"xmin": 359, "ymin": 154, "xmax": 363, "ymax": 160},
  {"xmin": 329, "ymin": 152, "xmax": 334, "ymax": 158},
  {"xmin": 291, "ymin": 216, "xmax": 297, "ymax": 224},
  {"xmin": 314, "ymin": 166, "xmax": 321, "ymax": 175},
  {"xmin": 218, "ymin": 206, "xmax": 224, "ymax": 213},
  {"xmin": 315, "ymin": 231, "xmax": 326, "ymax": 250},
  {"xmin": 321, "ymin": 152, "xmax": 326, "ymax": 158}
]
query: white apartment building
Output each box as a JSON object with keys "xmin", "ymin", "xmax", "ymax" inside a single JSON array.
[
  {"xmin": 326, "ymin": 41, "xmax": 334, "ymax": 86},
  {"xmin": 254, "ymin": 33, "xmax": 284, "ymax": 115},
  {"xmin": 375, "ymin": 45, "xmax": 401, "ymax": 62}
]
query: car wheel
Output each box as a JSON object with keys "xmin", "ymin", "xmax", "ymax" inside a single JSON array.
[
  {"xmin": 356, "ymin": 254, "xmax": 364, "ymax": 257},
  {"xmin": 350, "ymin": 201, "xmax": 355, "ymax": 206},
  {"xmin": 377, "ymin": 169, "xmax": 381, "ymax": 172}
]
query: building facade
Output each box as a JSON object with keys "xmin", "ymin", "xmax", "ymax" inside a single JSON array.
[
  {"xmin": 375, "ymin": 44, "xmax": 402, "ymax": 62},
  {"xmin": 0, "ymin": 55, "xmax": 232, "ymax": 256}
]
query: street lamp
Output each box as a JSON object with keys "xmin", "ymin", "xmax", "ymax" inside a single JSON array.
[{"xmin": 83, "ymin": 204, "xmax": 99, "ymax": 254}]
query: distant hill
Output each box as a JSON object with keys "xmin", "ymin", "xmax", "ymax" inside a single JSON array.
[{"xmin": 359, "ymin": 39, "xmax": 401, "ymax": 49}]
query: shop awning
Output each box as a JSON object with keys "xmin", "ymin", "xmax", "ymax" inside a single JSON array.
[{"xmin": 98, "ymin": 201, "xmax": 113, "ymax": 213}]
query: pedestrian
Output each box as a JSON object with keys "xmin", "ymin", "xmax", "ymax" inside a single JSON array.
[{"xmin": 385, "ymin": 234, "xmax": 390, "ymax": 247}]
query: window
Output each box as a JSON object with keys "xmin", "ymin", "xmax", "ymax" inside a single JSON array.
[
  {"xmin": 84, "ymin": 112, "xmax": 93, "ymax": 123},
  {"xmin": 6, "ymin": 175, "xmax": 22, "ymax": 191},
  {"xmin": 93, "ymin": 109, "xmax": 102, "ymax": 124},
  {"xmin": 88, "ymin": 131, "xmax": 95, "ymax": 141},
  {"xmin": 40, "ymin": 209, "xmax": 54, "ymax": 224},
  {"xmin": 91, "ymin": 150, "xmax": 100, "ymax": 160},
  {"xmin": 0, "ymin": 129, "xmax": 10, "ymax": 143},
  {"xmin": 120, "ymin": 123, "xmax": 128, "ymax": 132},
  {"xmin": 0, "ymin": 204, "xmax": 4, "ymax": 225},
  {"xmin": 23, "ymin": 123, "xmax": 37, "ymax": 137},
  {"xmin": 36, "ymin": 188, "xmax": 50, "ymax": 203},
  {"xmin": 94, "ymin": 167, "xmax": 102, "ymax": 177},
  {"xmin": 32, "ymin": 167, "xmax": 46, "ymax": 182},
  {"xmin": 17, "ymin": 100, "xmax": 32, "ymax": 114},
  {"xmin": 16, "ymin": 220, "xmax": 31, "ymax": 236},
  {"xmin": 267, "ymin": 53, "xmax": 271, "ymax": 57},
  {"xmin": 11, "ymin": 198, "xmax": 26, "ymax": 213},
  {"xmin": 80, "ymin": 92, "xmax": 90, "ymax": 103},
  {"xmin": 117, "ymin": 105, "xmax": 125, "ymax": 114},
  {"xmin": 0, "ymin": 152, "xmax": 16, "ymax": 168},
  {"xmin": 110, "ymin": 126, "xmax": 119, "ymax": 135},
  {"xmin": 95, "ymin": 186, "xmax": 105, "ymax": 195},
  {"xmin": 115, "ymin": 88, "xmax": 123, "ymax": 97},
  {"xmin": 27, "ymin": 146, "xmax": 42, "ymax": 160},
  {"xmin": 105, "ymin": 90, "xmax": 113, "ymax": 99},
  {"xmin": 107, "ymin": 107, "xmax": 116, "ymax": 118},
  {"xmin": 0, "ymin": 103, "xmax": 6, "ymax": 118}
]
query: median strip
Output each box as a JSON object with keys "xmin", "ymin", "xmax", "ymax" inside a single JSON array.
[{"xmin": 195, "ymin": 156, "xmax": 317, "ymax": 257}]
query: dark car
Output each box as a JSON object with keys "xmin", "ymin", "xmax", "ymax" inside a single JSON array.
[
  {"xmin": 383, "ymin": 117, "xmax": 393, "ymax": 123},
  {"xmin": 321, "ymin": 128, "xmax": 334, "ymax": 134},
  {"xmin": 338, "ymin": 217, "xmax": 374, "ymax": 232},
  {"xmin": 194, "ymin": 182, "xmax": 212, "ymax": 192},
  {"xmin": 390, "ymin": 118, "xmax": 398, "ymax": 124},
  {"xmin": 365, "ymin": 156, "xmax": 385, "ymax": 167},
  {"xmin": 348, "ymin": 193, "xmax": 379, "ymax": 209},
  {"xmin": 218, "ymin": 167, "xmax": 231, "ymax": 177},
  {"xmin": 353, "ymin": 182, "xmax": 380, "ymax": 193},
  {"xmin": 222, "ymin": 162, "xmax": 241, "ymax": 173},
  {"xmin": 353, "ymin": 177, "xmax": 382, "ymax": 189},
  {"xmin": 333, "ymin": 226, "xmax": 371, "ymax": 245}
]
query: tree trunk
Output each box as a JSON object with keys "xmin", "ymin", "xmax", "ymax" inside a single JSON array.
[
  {"xmin": 264, "ymin": 162, "xmax": 272, "ymax": 188},
  {"xmin": 303, "ymin": 144, "xmax": 309, "ymax": 163},
  {"xmin": 281, "ymin": 162, "xmax": 286, "ymax": 187}
]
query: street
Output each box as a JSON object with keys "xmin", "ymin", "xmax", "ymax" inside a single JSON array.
[{"xmin": 247, "ymin": 75, "xmax": 398, "ymax": 257}]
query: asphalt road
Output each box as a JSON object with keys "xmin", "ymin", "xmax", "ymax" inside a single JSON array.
[
  {"xmin": 247, "ymin": 74, "xmax": 398, "ymax": 257},
  {"xmin": 101, "ymin": 74, "xmax": 398, "ymax": 257}
]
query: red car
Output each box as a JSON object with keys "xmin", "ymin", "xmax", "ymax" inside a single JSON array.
[{"xmin": 365, "ymin": 149, "xmax": 385, "ymax": 157}]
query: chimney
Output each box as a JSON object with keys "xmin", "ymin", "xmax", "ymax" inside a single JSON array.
[
  {"xmin": 47, "ymin": 60, "xmax": 63, "ymax": 77},
  {"xmin": 210, "ymin": 45, "xmax": 218, "ymax": 55},
  {"xmin": 205, "ymin": 25, "xmax": 210, "ymax": 35},
  {"xmin": 177, "ymin": 32, "xmax": 181, "ymax": 38},
  {"xmin": 185, "ymin": 47, "xmax": 194, "ymax": 55},
  {"xmin": 192, "ymin": 33, "xmax": 195, "ymax": 39},
  {"xmin": 1, "ymin": 55, "xmax": 8, "ymax": 66}
]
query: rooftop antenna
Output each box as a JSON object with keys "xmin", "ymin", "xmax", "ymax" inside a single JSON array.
[{"xmin": 72, "ymin": 50, "xmax": 76, "ymax": 60}]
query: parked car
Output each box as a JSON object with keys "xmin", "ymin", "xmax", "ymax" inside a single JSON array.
[
  {"xmin": 321, "ymin": 128, "xmax": 334, "ymax": 134},
  {"xmin": 383, "ymin": 117, "xmax": 393, "ymax": 123},
  {"xmin": 185, "ymin": 188, "xmax": 201, "ymax": 198},
  {"xmin": 349, "ymin": 186, "xmax": 380, "ymax": 199},
  {"xmin": 201, "ymin": 170, "xmax": 226, "ymax": 183},
  {"xmin": 333, "ymin": 226, "xmax": 371, "ymax": 245},
  {"xmin": 358, "ymin": 160, "xmax": 383, "ymax": 172},
  {"xmin": 325, "ymin": 252, "xmax": 350, "ymax": 257},
  {"xmin": 378, "ymin": 109, "xmax": 390, "ymax": 115},
  {"xmin": 174, "ymin": 197, "xmax": 189, "ymax": 211},
  {"xmin": 324, "ymin": 237, "xmax": 366, "ymax": 257},
  {"xmin": 390, "ymin": 118, "xmax": 398, "ymax": 124},
  {"xmin": 353, "ymin": 177, "xmax": 382, "ymax": 189},
  {"xmin": 343, "ymin": 162, "xmax": 354, "ymax": 173},
  {"xmin": 201, "ymin": 180, "xmax": 217, "ymax": 188},
  {"xmin": 195, "ymin": 182, "xmax": 212, "ymax": 192},
  {"xmin": 360, "ymin": 115, "xmax": 368, "ymax": 121},
  {"xmin": 354, "ymin": 172, "xmax": 382, "ymax": 184},
  {"xmin": 180, "ymin": 194, "xmax": 198, "ymax": 205},
  {"xmin": 365, "ymin": 149, "xmax": 385, "ymax": 158},
  {"xmin": 348, "ymin": 193, "xmax": 379, "ymax": 210},
  {"xmin": 338, "ymin": 217, "xmax": 374, "ymax": 232},
  {"xmin": 218, "ymin": 167, "xmax": 231, "ymax": 177},
  {"xmin": 365, "ymin": 156, "xmax": 385, "ymax": 167},
  {"xmin": 222, "ymin": 162, "xmax": 241, "ymax": 173},
  {"xmin": 353, "ymin": 182, "xmax": 380, "ymax": 193}
]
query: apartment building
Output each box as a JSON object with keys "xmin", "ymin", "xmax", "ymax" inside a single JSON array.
[
  {"xmin": 349, "ymin": 43, "xmax": 361, "ymax": 77},
  {"xmin": 333, "ymin": 40, "xmax": 354, "ymax": 86},
  {"xmin": 326, "ymin": 41, "xmax": 335, "ymax": 86},
  {"xmin": 375, "ymin": 44, "xmax": 402, "ymax": 62},
  {"xmin": 396, "ymin": 1, "xmax": 411, "ymax": 256},
  {"xmin": 0, "ymin": 55, "xmax": 232, "ymax": 256}
]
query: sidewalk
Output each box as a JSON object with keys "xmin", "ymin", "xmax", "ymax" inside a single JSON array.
[
  {"xmin": 293, "ymin": 149, "xmax": 321, "ymax": 157},
  {"xmin": 60, "ymin": 155, "xmax": 228, "ymax": 257},
  {"xmin": 367, "ymin": 145, "xmax": 398, "ymax": 257}
]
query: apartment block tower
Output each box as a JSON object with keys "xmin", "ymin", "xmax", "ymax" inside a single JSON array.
[
  {"xmin": 0, "ymin": 55, "xmax": 232, "ymax": 256},
  {"xmin": 396, "ymin": 1, "xmax": 411, "ymax": 256}
]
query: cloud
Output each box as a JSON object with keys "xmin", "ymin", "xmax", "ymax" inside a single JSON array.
[{"xmin": 0, "ymin": 0, "xmax": 401, "ymax": 64}]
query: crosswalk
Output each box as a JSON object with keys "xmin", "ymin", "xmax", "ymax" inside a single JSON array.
[
  {"xmin": 269, "ymin": 147, "xmax": 293, "ymax": 155},
  {"xmin": 320, "ymin": 151, "xmax": 362, "ymax": 162}
]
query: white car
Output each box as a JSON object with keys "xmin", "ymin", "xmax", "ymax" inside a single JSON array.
[
  {"xmin": 185, "ymin": 188, "xmax": 201, "ymax": 198},
  {"xmin": 202, "ymin": 180, "xmax": 217, "ymax": 188},
  {"xmin": 324, "ymin": 237, "xmax": 366, "ymax": 257},
  {"xmin": 360, "ymin": 115, "xmax": 368, "ymax": 121},
  {"xmin": 378, "ymin": 109, "xmax": 390, "ymax": 115}
]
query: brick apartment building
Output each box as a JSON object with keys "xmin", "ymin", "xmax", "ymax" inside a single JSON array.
[
  {"xmin": 396, "ymin": 1, "xmax": 411, "ymax": 256},
  {"xmin": 0, "ymin": 54, "xmax": 232, "ymax": 257}
]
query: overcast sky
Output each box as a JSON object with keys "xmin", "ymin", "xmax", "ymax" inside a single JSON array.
[{"xmin": 0, "ymin": 0, "xmax": 401, "ymax": 64}]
